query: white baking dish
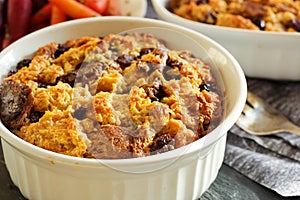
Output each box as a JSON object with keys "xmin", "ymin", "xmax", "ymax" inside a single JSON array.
[{"xmin": 0, "ymin": 17, "xmax": 246, "ymax": 200}]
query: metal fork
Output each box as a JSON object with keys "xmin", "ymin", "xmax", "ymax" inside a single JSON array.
[{"xmin": 236, "ymin": 91, "xmax": 300, "ymax": 136}]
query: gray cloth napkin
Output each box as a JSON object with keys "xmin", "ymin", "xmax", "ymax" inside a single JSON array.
[{"xmin": 223, "ymin": 78, "xmax": 300, "ymax": 197}]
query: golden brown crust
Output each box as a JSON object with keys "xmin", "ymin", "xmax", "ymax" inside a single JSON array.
[
  {"xmin": 0, "ymin": 33, "xmax": 224, "ymax": 159},
  {"xmin": 17, "ymin": 107, "xmax": 88, "ymax": 157},
  {"xmin": 170, "ymin": 0, "xmax": 300, "ymax": 32}
]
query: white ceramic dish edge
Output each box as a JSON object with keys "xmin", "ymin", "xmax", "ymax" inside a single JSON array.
[
  {"xmin": 151, "ymin": 0, "xmax": 300, "ymax": 80},
  {"xmin": 1, "ymin": 135, "xmax": 226, "ymax": 200}
]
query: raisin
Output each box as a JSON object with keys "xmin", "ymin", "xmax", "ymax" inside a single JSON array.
[
  {"xmin": 149, "ymin": 133, "xmax": 174, "ymax": 153},
  {"xmin": 29, "ymin": 111, "xmax": 45, "ymax": 123},
  {"xmin": 196, "ymin": 0, "xmax": 209, "ymax": 5},
  {"xmin": 200, "ymin": 83, "xmax": 209, "ymax": 91},
  {"xmin": 58, "ymin": 71, "xmax": 77, "ymax": 87},
  {"xmin": 166, "ymin": 56, "xmax": 183, "ymax": 69},
  {"xmin": 156, "ymin": 134, "xmax": 172, "ymax": 149},
  {"xmin": 8, "ymin": 59, "xmax": 32, "ymax": 76},
  {"xmin": 200, "ymin": 82, "xmax": 217, "ymax": 92},
  {"xmin": 251, "ymin": 18, "xmax": 266, "ymax": 30},
  {"xmin": 203, "ymin": 122, "xmax": 210, "ymax": 131},
  {"xmin": 142, "ymin": 83, "xmax": 169, "ymax": 102},
  {"xmin": 139, "ymin": 48, "xmax": 154, "ymax": 57},
  {"xmin": 0, "ymin": 80, "xmax": 34, "ymax": 130},
  {"xmin": 54, "ymin": 44, "xmax": 69, "ymax": 58},
  {"xmin": 286, "ymin": 19, "xmax": 300, "ymax": 32},
  {"xmin": 74, "ymin": 107, "xmax": 87, "ymax": 120},
  {"xmin": 205, "ymin": 11, "xmax": 217, "ymax": 24},
  {"xmin": 16, "ymin": 59, "xmax": 31, "ymax": 70},
  {"xmin": 116, "ymin": 54, "xmax": 135, "ymax": 70}
]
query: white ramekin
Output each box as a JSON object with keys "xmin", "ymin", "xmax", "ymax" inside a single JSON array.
[
  {"xmin": 0, "ymin": 17, "xmax": 247, "ymax": 200},
  {"xmin": 152, "ymin": 0, "xmax": 300, "ymax": 81}
]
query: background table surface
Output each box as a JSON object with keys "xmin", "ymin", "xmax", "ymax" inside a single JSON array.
[{"xmin": 0, "ymin": 1, "xmax": 300, "ymax": 199}]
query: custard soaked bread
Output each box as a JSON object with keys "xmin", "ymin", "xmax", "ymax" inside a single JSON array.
[
  {"xmin": 170, "ymin": 0, "xmax": 300, "ymax": 32},
  {"xmin": 0, "ymin": 33, "xmax": 224, "ymax": 159}
]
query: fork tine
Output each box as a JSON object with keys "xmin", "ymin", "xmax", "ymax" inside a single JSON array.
[
  {"xmin": 236, "ymin": 114, "xmax": 248, "ymax": 127},
  {"xmin": 242, "ymin": 103, "xmax": 253, "ymax": 115},
  {"xmin": 247, "ymin": 90, "xmax": 279, "ymax": 114},
  {"xmin": 246, "ymin": 91, "xmax": 261, "ymax": 108},
  {"xmin": 246, "ymin": 91, "xmax": 269, "ymax": 110},
  {"xmin": 236, "ymin": 91, "xmax": 300, "ymax": 136}
]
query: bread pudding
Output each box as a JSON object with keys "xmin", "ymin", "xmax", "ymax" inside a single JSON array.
[
  {"xmin": 169, "ymin": 0, "xmax": 300, "ymax": 32},
  {"xmin": 0, "ymin": 33, "xmax": 224, "ymax": 159}
]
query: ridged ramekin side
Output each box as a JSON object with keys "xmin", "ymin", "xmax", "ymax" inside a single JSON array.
[{"xmin": 2, "ymin": 133, "xmax": 226, "ymax": 200}]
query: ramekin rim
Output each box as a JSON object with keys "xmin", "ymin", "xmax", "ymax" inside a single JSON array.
[
  {"xmin": 151, "ymin": 0, "xmax": 300, "ymax": 37},
  {"xmin": 0, "ymin": 16, "xmax": 247, "ymax": 167}
]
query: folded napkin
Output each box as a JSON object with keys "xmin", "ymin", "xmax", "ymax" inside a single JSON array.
[{"xmin": 224, "ymin": 78, "xmax": 300, "ymax": 197}]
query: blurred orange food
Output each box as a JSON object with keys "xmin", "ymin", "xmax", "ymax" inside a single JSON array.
[{"xmin": 0, "ymin": 0, "xmax": 121, "ymax": 51}]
